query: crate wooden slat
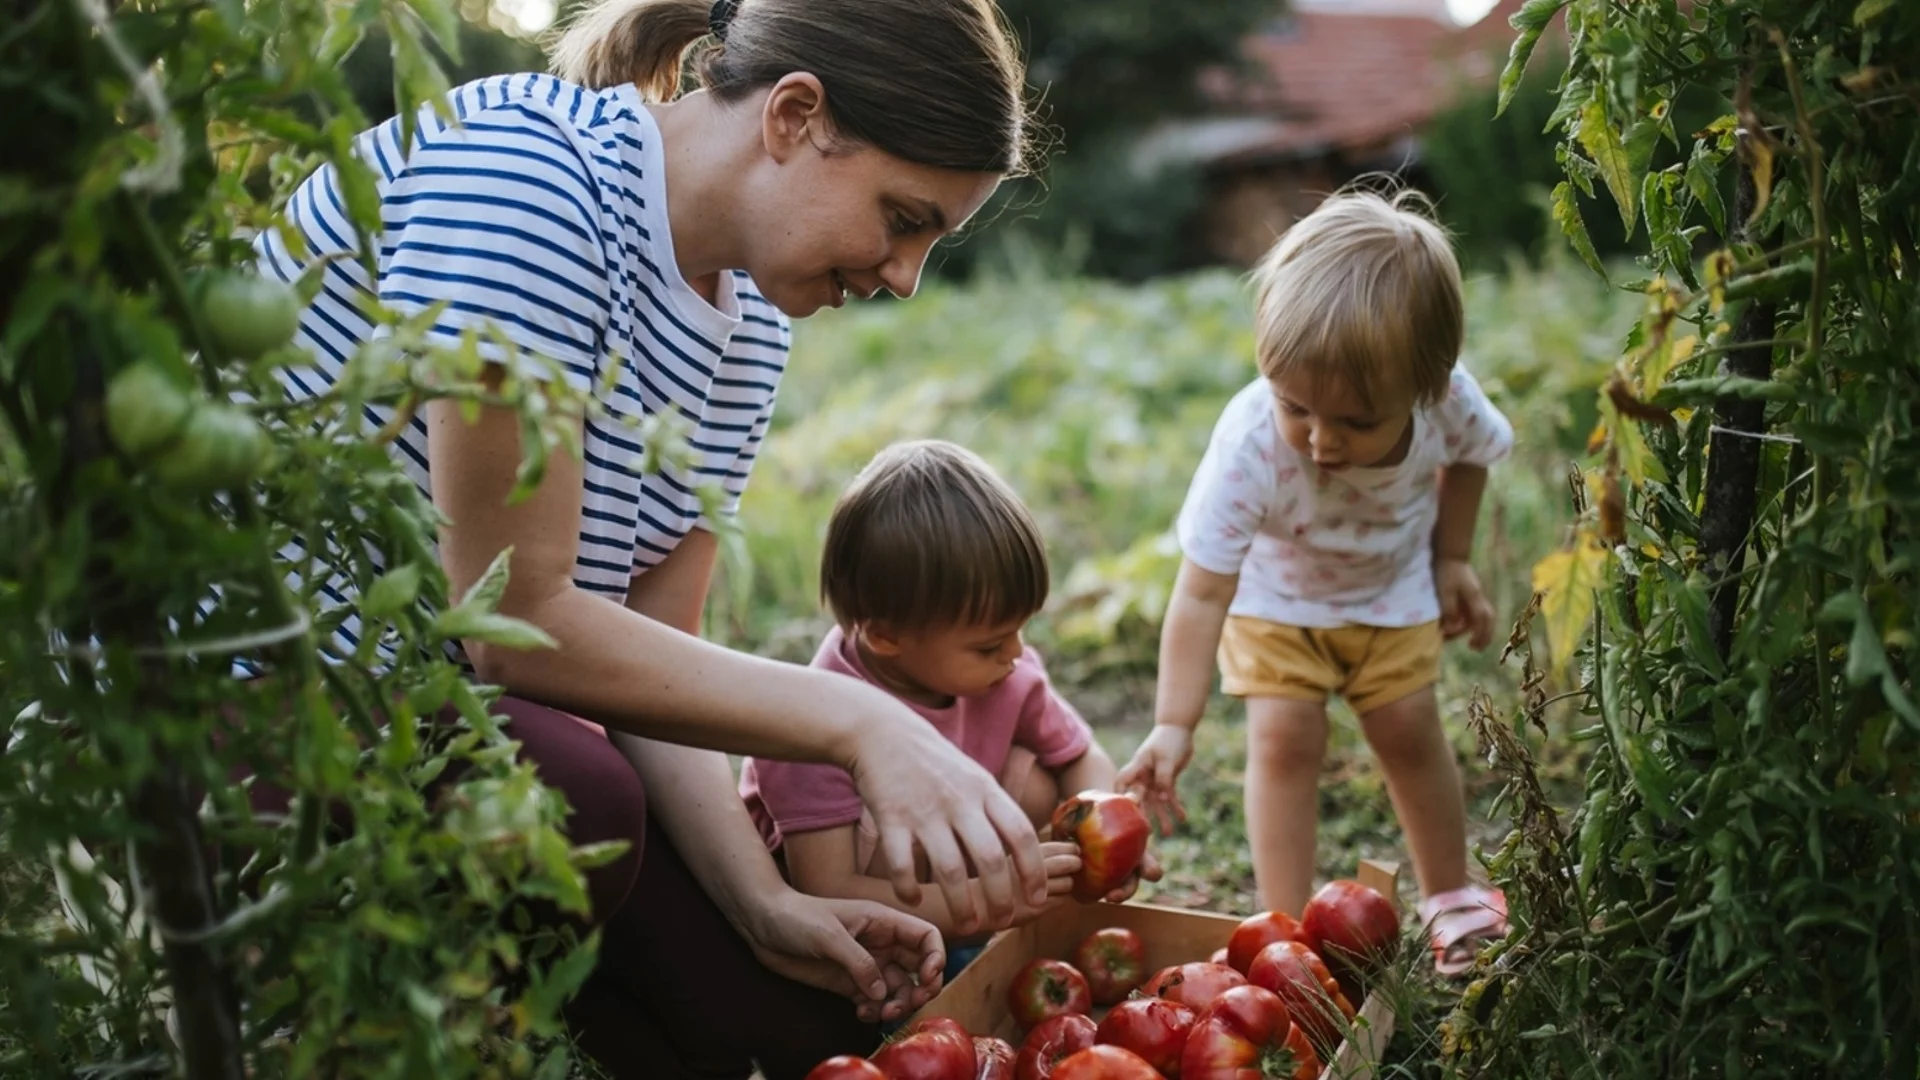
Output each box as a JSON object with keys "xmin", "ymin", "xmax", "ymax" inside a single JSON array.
[{"xmin": 909, "ymin": 858, "xmax": 1402, "ymax": 1080}]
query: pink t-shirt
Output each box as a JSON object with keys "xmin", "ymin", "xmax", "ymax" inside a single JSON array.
[{"xmin": 739, "ymin": 625, "xmax": 1094, "ymax": 856}]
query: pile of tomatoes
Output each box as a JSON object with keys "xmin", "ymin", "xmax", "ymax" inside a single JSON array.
[{"xmin": 806, "ymin": 878, "xmax": 1398, "ymax": 1080}]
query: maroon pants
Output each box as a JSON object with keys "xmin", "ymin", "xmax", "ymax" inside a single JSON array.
[{"xmin": 249, "ymin": 695, "xmax": 879, "ymax": 1078}]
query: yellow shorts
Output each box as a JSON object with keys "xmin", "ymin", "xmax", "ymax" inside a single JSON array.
[{"xmin": 1218, "ymin": 616, "xmax": 1441, "ymax": 716}]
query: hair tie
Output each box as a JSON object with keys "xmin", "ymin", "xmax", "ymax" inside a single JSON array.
[{"xmin": 708, "ymin": 0, "xmax": 739, "ymax": 41}]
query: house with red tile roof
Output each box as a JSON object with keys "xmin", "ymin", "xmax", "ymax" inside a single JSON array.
[{"xmin": 1137, "ymin": 0, "xmax": 1562, "ymax": 264}]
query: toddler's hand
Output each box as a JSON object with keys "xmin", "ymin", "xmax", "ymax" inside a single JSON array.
[
  {"xmin": 1116, "ymin": 725, "xmax": 1193, "ymax": 837},
  {"xmin": 1436, "ymin": 557, "xmax": 1496, "ymax": 649}
]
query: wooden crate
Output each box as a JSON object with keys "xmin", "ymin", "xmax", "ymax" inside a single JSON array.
[{"xmin": 909, "ymin": 859, "xmax": 1401, "ymax": 1080}]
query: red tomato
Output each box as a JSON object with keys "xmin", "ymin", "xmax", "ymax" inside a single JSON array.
[
  {"xmin": 1072, "ymin": 927, "xmax": 1148, "ymax": 1005},
  {"xmin": 1226, "ymin": 910, "xmax": 1309, "ymax": 976},
  {"xmin": 976, "ymin": 1036, "xmax": 1017, "ymax": 1080},
  {"xmin": 1051, "ymin": 1045, "xmax": 1163, "ymax": 1080},
  {"xmin": 1209, "ymin": 947, "xmax": 1230, "ymax": 966},
  {"xmin": 1050, "ymin": 791, "xmax": 1151, "ymax": 902},
  {"xmin": 1015, "ymin": 1014, "xmax": 1098, "ymax": 1080},
  {"xmin": 873, "ymin": 1017, "xmax": 977, "ymax": 1080},
  {"xmin": 1179, "ymin": 985, "xmax": 1321, "ymax": 1080},
  {"xmin": 1142, "ymin": 961, "xmax": 1248, "ymax": 1012},
  {"xmin": 806, "ymin": 1057, "xmax": 888, "ymax": 1080},
  {"xmin": 1245, "ymin": 940, "xmax": 1356, "ymax": 1053},
  {"xmin": 1094, "ymin": 997, "xmax": 1196, "ymax": 1076},
  {"xmin": 1301, "ymin": 880, "xmax": 1399, "ymax": 978},
  {"xmin": 1008, "ymin": 958, "xmax": 1093, "ymax": 1031}
]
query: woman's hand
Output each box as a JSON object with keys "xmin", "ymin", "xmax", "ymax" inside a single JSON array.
[
  {"xmin": 738, "ymin": 889, "xmax": 948, "ymax": 1024},
  {"xmin": 845, "ymin": 705, "xmax": 1050, "ymax": 939}
]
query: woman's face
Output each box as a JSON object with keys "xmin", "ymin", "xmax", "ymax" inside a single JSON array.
[{"xmin": 742, "ymin": 76, "xmax": 1002, "ymax": 317}]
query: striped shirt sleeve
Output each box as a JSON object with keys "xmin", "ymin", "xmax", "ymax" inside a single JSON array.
[{"xmin": 377, "ymin": 110, "xmax": 613, "ymax": 393}]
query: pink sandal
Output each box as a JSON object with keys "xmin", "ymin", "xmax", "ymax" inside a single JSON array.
[{"xmin": 1417, "ymin": 884, "xmax": 1509, "ymax": 978}]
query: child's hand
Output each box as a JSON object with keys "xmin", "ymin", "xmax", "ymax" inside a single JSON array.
[
  {"xmin": 1011, "ymin": 840, "xmax": 1085, "ymax": 924},
  {"xmin": 1116, "ymin": 725, "xmax": 1193, "ymax": 836},
  {"xmin": 1436, "ymin": 558, "xmax": 1496, "ymax": 649}
]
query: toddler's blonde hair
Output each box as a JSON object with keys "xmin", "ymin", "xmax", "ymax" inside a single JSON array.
[{"xmin": 1250, "ymin": 186, "xmax": 1463, "ymax": 410}]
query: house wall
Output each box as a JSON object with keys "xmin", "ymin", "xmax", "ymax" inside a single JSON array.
[{"xmin": 1199, "ymin": 159, "xmax": 1342, "ymax": 266}]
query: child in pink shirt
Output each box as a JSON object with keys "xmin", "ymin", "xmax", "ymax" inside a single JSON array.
[{"xmin": 741, "ymin": 440, "xmax": 1143, "ymax": 952}]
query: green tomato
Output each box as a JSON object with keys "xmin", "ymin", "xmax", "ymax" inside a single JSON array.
[
  {"xmin": 199, "ymin": 271, "xmax": 301, "ymax": 360},
  {"xmin": 104, "ymin": 360, "xmax": 195, "ymax": 456},
  {"xmin": 150, "ymin": 404, "xmax": 268, "ymax": 493}
]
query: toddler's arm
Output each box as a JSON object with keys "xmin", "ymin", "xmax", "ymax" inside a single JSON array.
[
  {"xmin": 1433, "ymin": 463, "xmax": 1496, "ymax": 649},
  {"xmin": 784, "ymin": 824, "xmax": 1082, "ymax": 942},
  {"xmin": 1118, "ymin": 558, "xmax": 1238, "ymax": 833}
]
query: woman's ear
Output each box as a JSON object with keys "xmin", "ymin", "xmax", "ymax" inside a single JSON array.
[{"xmin": 761, "ymin": 71, "xmax": 831, "ymax": 164}]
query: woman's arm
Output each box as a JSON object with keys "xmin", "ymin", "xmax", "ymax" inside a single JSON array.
[
  {"xmin": 425, "ymin": 391, "xmax": 1047, "ymax": 930},
  {"xmin": 784, "ymin": 826, "xmax": 1079, "ymax": 941}
]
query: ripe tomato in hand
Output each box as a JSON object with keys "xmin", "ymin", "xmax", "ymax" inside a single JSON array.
[
  {"xmin": 1301, "ymin": 880, "xmax": 1399, "ymax": 978},
  {"xmin": 806, "ymin": 1057, "xmax": 888, "ymax": 1080},
  {"xmin": 1095, "ymin": 997, "xmax": 1196, "ymax": 1076},
  {"xmin": 1008, "ymin": 958, "xmax": 1093, "ymax": 1031},
  {"xmin": 1226, "ymin": 910, "xmax": 1309, "ymax": 975},
  {"xmin": 976, "ymin": 1036, "xmax": 1017, "ymax": 1080},
  {"xmin": 1016, "ymin": 1013, "xmax": 1097, "ymax": 1080},
  {"xmin": 1073, "ymin": 928, "xmax": 1147, "ymax": 1005},
  {"xmin": 1051, "ymin": 1045, "xmax": 1163, "ymax": 1080},
  {"xmin": 1180, "ymin": 985, "xmax": 1321, "ymax": 1080},
  {"xmin": 873, "ymin": 1016, "xmax": 977, "ymax": 1080},
  {"xmin": 1246, "ymin": 941, "xmax": 1356, "ymax": 1053},
  {"xmin": 1050, "ymin": 792, "xmax": 1150, "ymax": 902},
  {"xmin": 1142, "ymin": 961, "xmax": 1248, "ymax": 1012}
]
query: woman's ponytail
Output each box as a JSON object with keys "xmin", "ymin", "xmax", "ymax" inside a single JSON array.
[{"xmin": 550, "ymin": 0, "xmax": 712, "ymax": 101}]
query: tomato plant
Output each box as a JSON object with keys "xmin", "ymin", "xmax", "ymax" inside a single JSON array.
[
  {"xmin": 1050, "ymin": 791, "xmax": 1150, "ymax": 901},
  {"xmin": 1245, "ymin": 941, "xmax": 1353, "ymax": 1052},
  {"xmin": 1008, "ymin": 958, "xmax": 1093, "ymax": 1031},
  {"xmin": 1180, "ymin": 985, "xmax": 1319, "ymax": 1080},
  {"xmin": 1015, "ymin": 1013, "xmax": 1098, "ymax": 1080},
  {"xmin": 1051, "ymin": 1045, "xmax": 1163, "ymax": 1080},
  {"xmin": 1226, "ymin": 911, "xmax": 1309, "ymax": 976},
  {"xmin": 1073, "ymin": 927, "xmax": 1147, "ymax": 1005},
  {"xmin": 1143, "ymin": 961, "xmax": 1247, "ymax": 1012},
  {"xmin": 1095, "ymin": 997, "xmax": 1196, "ymax": 1076}
]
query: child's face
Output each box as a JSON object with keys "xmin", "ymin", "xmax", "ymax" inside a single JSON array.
[
  {"xmin": 859, "ymin": 615, "xmax": 1030, "ymax": 704},
  {"xmin": 1270, "ymin": 371, "xmax": 1415, "ymax": 470}
]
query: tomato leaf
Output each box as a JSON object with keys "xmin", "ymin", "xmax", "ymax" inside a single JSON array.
[
  {"xmin": 1498, "ymin": 0, "xmax": 1567, "ymax": 116},
  {"xmin": 1531, "ymin": 531, "xmax": 1611, "ymax": 675},
  {"xmin": 1552, "ymin": 182, "xmax": 1608, "ymax": 280},
  {"xmin": 361, "ymin": 562, "xmax": 423, "ymax": 620},
  {"xmin": 1578, "ymin": 100, "xmax": 1638, "ymax": 235},
  {"xmin": 430, "ymin": 609, "xmax": 558, "ymax": 652}
]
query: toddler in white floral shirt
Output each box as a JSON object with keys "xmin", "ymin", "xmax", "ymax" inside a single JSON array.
[{"xmin": 1119, "ymin": 188, "xmax": 1513, "ymax": 977}]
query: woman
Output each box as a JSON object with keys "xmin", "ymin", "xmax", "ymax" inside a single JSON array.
[{"xmin": 258, "ymin": 0, "xmax": 1051, "ymax": 1074}]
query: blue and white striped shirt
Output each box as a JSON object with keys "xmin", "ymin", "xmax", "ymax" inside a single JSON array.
[{"xmin": 257, "ymin": 73, "xmax": 788, "ymax": 660}]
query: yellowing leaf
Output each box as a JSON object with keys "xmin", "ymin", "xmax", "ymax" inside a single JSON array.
[
  {"xmin": 1532, "ymin": 532, "xmax": 1611, "ymax": 675},
  {"xmin": 1552, "ymin": 182, "xmax": 1607, "ymax": 280},
  {"xmin": 1744, "ymin": 136, "xmax": 1774, "ymax": 226},
  {"xmin": 1578, "ymin": 100, "xmax": 1638, "ymax": 235},
  {"xmin": 1642, "ymin": 333, "xmax": 1697, "ymax": 396},
  {"xmin": 1598, "ymin": 392, "xmax": 1668, "ymax": 487},
  {"xmin": 1855, "ymin": 0, "xmax": 1896, "ymax": 24}
]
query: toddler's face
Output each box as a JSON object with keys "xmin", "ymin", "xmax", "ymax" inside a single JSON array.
[
  {"xmin": 1269, "ymin": 371, "xmax": 1415, "ymax": 470},
  {"xmin": 862, "ymin": 615, "xmax": 1029, "ymax": 703}
]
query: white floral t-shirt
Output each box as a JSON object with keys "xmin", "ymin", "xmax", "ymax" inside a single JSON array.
[{"xmin": 1176, "ymin": 368, "xmax": 1514, "ymax": 629}]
